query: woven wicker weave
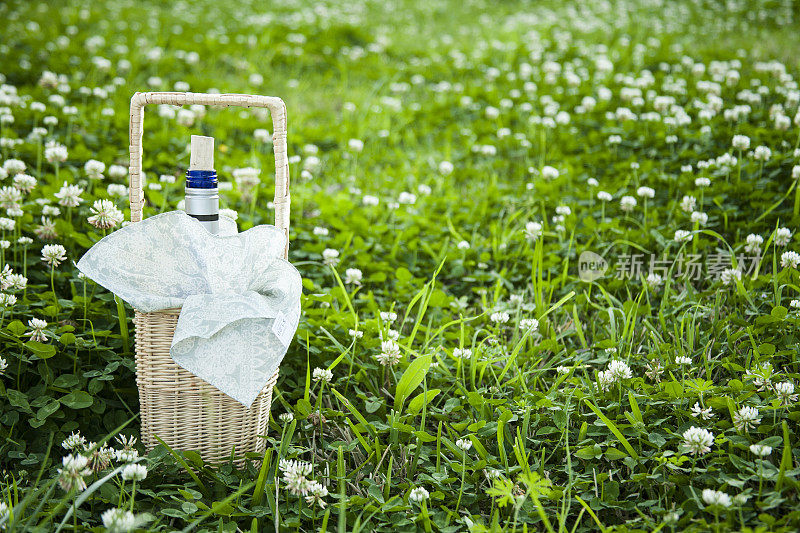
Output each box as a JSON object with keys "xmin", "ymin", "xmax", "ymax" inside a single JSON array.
[{"xmin": 128, "ymin": 92, "xmax": 290, "ymax": 463}]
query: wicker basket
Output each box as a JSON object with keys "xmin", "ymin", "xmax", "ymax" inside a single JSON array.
[{"xmin": 128, "ymin": 92, "xmax": 290, "ymax": 463}]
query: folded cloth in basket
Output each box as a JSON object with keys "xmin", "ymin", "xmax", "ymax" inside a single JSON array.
[{"xmin": 77, "ymin": 211, "xmax": 301, "ymax": 407}]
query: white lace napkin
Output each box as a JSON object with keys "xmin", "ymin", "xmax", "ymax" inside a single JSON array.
[{"xmin": 77, "ymin": 211, "xmax": 301, "ymax": 407}]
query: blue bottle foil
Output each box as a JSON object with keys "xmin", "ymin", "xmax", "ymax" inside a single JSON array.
[{"xmin": 185, "ymin": 169, "xmax": 219, "ymax": 234}]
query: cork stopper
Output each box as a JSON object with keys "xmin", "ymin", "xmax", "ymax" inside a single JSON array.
[{"xmin": 188, "ymin": 135, "xmax": 214, "ymax": 171}]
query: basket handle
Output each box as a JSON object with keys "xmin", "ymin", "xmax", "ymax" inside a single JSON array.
[{"xmin": 128, "ymin": 92, "xmax": 290, "ymax": 259}]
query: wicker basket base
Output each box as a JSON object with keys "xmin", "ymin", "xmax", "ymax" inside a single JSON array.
[{"xmin": 133, "ymin": 309, "xmax": 277, "ymax": 464}]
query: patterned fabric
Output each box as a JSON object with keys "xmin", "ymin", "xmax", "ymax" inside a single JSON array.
[{"xmin": 77, "ymin": 211, "xmax": 301, "ymax": 407}]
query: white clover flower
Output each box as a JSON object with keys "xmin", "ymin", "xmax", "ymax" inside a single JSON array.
[
  {"xmin": 598, "ymin": 360, "xmax": 633, "ymax": 391},
  {"xmin": 555, "ymin": 205, "xmax": 571, "ymax": 216},
  {"xmin": 541, "ymin": 166, "xmax": 559, "ymax": 180},
  {"xmin": 409, "ymin": 486, "xmax": 430, "ymax": 503},
  {"xmin": 279, "ymin": 412, "xmax": 294, "ymax": 424},
  {"xmin": 733, "ymin": 493, "xmax": 749, "ymax": 506},
  {"xmin": 114, "ymin": 448, "xmax": 139, "ymax": 464},
  {"xmin": 418, "ymin": 184, "xmax": 432, "ymax": 195},
  {"xmin": 457, "ymin": 240, "xmax": 470, "ymax": 250},
  {"xmin": 674, "ymin": 230, "xmax": 693, "ymax": 243},
  {"xmin": 775, "ymin": 381, "xmax": 797, "ymax": 405},
  {"xmin": 608, "ymin": 359, "xmax": 632, "ymax": 380},
  {"xmin": 749, "ymin": 444, "xmax": 772, "ymax": 457},
  {"xmin": 519, "ymin": 318, "xmax": 539, "ymax": 332},
  {"xmin": 690, "ymin": 211, "xmax": 708, "ymax": 226},
  {"xmin": 176, "ymin": 108, "xmax": 195, "ymax": 127},
  {"xmin": 775, "ymin": 227, "xmax": 792, "ymax": 246},
  {"xmin": 439, "ymin": 161, "xmax": 454, "ymax": 175},
  {"xmin": 254, "ymin": 128, "xmax": 271, "ymax": 143},
  {"xmin": 0, "ymin": 186, "xmax": 22, "ymax": 211},
  {"xmin": 731, "ymin": 134, "xmax": 750, "ymax": 150},
  {"xmin": 780, "ymin": 251, "xmax": 800, "ymax": 269},
  {"xmin": 380, "ymin": 311, "xmax": 397, "ymax": 323},
  {"xmin": 344, "ymin": 268, "xmax": 363, "ymax": 286},
  {"xmin": 84, "ymin": 159, "xmax": 105, "ymax": 180},
  {"xmin": 597, "ymin": 190, "xmax": 612, "ymax": 202},
  {"xmin": 219, "ymin": 208, "xmax": 238, "ymax": 221},
  {"xmin": 702, "ymin": 489, "xmax": 732, "ymax": 508},
  {"xmin": 348, "ymin": 138, "xmax": 364, "ymax": 152},
  {"xmin": 27, "ymin": 318, "xmax": 48, "ymax": 342},
  {"xmin": 101, "ymin": 508, "xmax": 137, "ymax": 533},
  {"xmin": 490, "ymin": 311, "xmax": 510, "ymax": 324},
  {"xmin": 376, "ymin": 339, "xmax": 401, "ymax": 366},
  {"xmin": 13, "ymin": 173, "xmax": 37, "ymax": 193},
  {"xmin": 733, "ymin": 406, "xmax": 761, "ymax": 432},
  {"xmin": 753, "ymin": 145, "xmax": 771, "ymax": 161},
  {"xmin": 398, "ymin": 191, "xmax": 416, "ymax": 204},
  {"xmin": 362, "ymin": 195, "xmax": 379, "ymax": 206},
  {"xmin": 33, "ymin": 217, "xmax": 58, "ymax": 240},
  {"xmin": 456, "ymin": 438, "xmax": 473, "ymax": 451},
  {"xmin": 745, "ymin": 234, "xmax": 763, "ymax": 254},
  {"xmin": 44, "ymin": 142, "xmax": 68, "ymax": 163},
  {"xmin": 680, "ymin": 195, "xmax": 696, "ymax": 213},
  {"xmin": 676, "ymin": 356, "xmax": 692, "ymax": 365},
  {"xmin": 646, "ymin": 272, "xmax": 663, "ymax": 288},
  {"xmin": 637, "ymin": 186, "xmax": 655, "ymax": 199},
  {"xmin": 793, "ymin": 166, "xmax": 800, "ymax": 180},
  {"xmin": 682, "ymin": 426, "xmax": 714, "ymax": 455},
  {"xmin": 525, "ymin": 221, "xmax": 543, "ymax": 240},
  {"xmin": 348, "ymin": 328, "xmax": 363, "ymax": 339},
  {"xmin": 41, "ymin": 244, "xmax": 67, "ymax": 266},
  {"xmin": 121, "ymin": 463, "xmax": 147, "ymax": 481},
  {"xmin": 322, "ymin": 248, "xmax": 340, "ymax": 266},
  {"xmin": 305, "ymin": 480, "xmax": 329, "ymax": 508},
  {"xmin": 312, "ymin": 367, "xmax": 333, "ymax": 383},
  {"xmin": 3, "ymin": 159, "xmax": 26, "ymax": 175},
  {"xmin": 58, "ymin": 454, "xmax": 92, "ymax": 492},
  {"xmin": 695, "ymin": 177, "xmax": 711, "ymax": 188},
  {"xmin": 87, "ymin": 199, "xmax": 124, "ymax": 230},
  {"xmin": 107, "ymin": 184, "xmax": 127, "ymax": 198},
  {"xmin": 0, "ymin": 264, "xmax": 11, "ymax": 291},
  {"xmin": 720, "ymin": 268, "xmax": 742, "ymax": 286},
  {"xmin": 232, "ymin": 167, "xmax": 261, "ymax": 191},
  {"xmin": 281, "ymin": 459, "xmax": 313, "ymax": 496},
  {"xmin": 108, "ymin": 165, "xmax": 127, "ymax": 179},
  {"xmin": 620, "ymin": 195, "xmax": 637, "ymax": 212},
  {"xmin": 0, "ymin": 293, "xmax": 17, "ymax": 308},
  {"xmin": 54, "ymin": 182, "xmax": 84, "ymax": 207},
  {"xmin": 453, "ymin": 347, "xmax": 472, "ymax": 359},
  {"xmin": 690, "ymin": 402, "xmax": 714, "ymax": 420},
  {"xmin": 62, "ymin": 431, "xmax": 86, "ymax": 450}
]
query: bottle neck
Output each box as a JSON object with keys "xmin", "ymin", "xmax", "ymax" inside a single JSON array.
[{"xmin": 186, "ymin": 169, "xmax": 218, "ymax": 189}]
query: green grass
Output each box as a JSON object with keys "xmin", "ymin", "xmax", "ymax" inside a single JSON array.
[{"xmin": 1, "ymin": 0, "xmax": 800, "ymax": 531}]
